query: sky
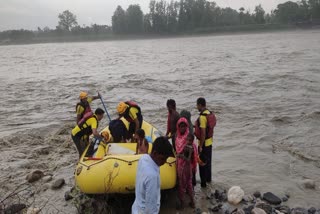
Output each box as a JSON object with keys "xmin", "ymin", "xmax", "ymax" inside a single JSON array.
[{"xmin": 0, "ymin": 0, "xmax": 294, "ymax": 31}]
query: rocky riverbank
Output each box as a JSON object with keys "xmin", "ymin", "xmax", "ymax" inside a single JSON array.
[{"xmin": 0, "ymin": 123, "xmax": 319, "ymax": 213}]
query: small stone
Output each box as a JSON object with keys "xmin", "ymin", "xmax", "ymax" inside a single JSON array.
[
  {"xmin": 64, "ymin": 190, "xmax": 73, "ymax": 201},
  {"xmin": 195, "ymin": 208, "xmax": 202, "ymax": 214},
  {"xmin": 262, "ymin": 192, "xmax": 282, "ymax": 205},
  {"xmin": 308, "ymin": 207, "xmax": 316, "ymax": 214},
  {"xmin": 282, "ymin": 196, "xmax": 288, "ymax": 202},
  {"xmin": 42, "ymin": 175, "xmax": 52, "ymax": 183},
  {"xmin": 243, "ymin": 195, "xmax": 254, "ymax": 202},
  {"xmin": 26, "ymin": 170, "xmax": 44, "ymax": 183},
  {"xmin": 27, "ymin": 207, "xmax": 41, "ymax": 214},
  {"xmin": 275, "ymin": 205, "xmax": 291, "ymax": 214},
  {"xmin": 252, "ymin": 208, "xmax": 267, "ymax": 214},
  {"xmin": 228, "ymin": 186, "xmax": 244, "ymax": 205},
  {"xmin": 51, "ymin": 178, "xmax": 65, "ymax": 189},
  {"xmin": 275, "ymin": 210, "xmax": 285, "ymax": 214},
  {"xmin": 256, "ymin": 201, "xmax": 273, "ymax": 214},
  {"xmin": 41, "ymin": 183, "xmax": 50, "ymax": 192},
  {"xmin": 302, "ymin": 179, "xmax": 316, "ymax": 189},
  {"xmin": 291, "ymin": 207, "xmax": 308, "ymax": 214},
  {"xmin": 243, "ymin": 206, "xmax": 254, "ymax": 214},
  {"xmin": 210, "ymin": 204, "xmax": 223, "ymax": 212},
  {"xmin": 202, "ymin": 212, "xmax": 208, "ymax": 214},
  {"xmin": 253, "ymin": 191, "xmax": 261, "ymax": 198}
]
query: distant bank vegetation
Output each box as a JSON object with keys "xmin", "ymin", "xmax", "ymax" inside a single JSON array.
[{"xmin": 1, "ymin": 0, "xmax": 320, "ymax": 44}]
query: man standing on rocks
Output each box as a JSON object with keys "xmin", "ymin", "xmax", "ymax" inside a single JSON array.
[
  {"xmin": 194, "ymin": 97, "xmax": 217, "ymax": 188},
  {"xmin": 132, "ymin": 137, "xmax": 174, "ymax": 214}
]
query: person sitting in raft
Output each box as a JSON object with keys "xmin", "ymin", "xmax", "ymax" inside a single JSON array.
[
  {"xmin": 135, "ymin": 129, "xmax": 149, "ymax": 154},
  {"xmin": 116, "ymin": 101, "xmax": 143, "ymax": 141},
  {"xmin": 76, "ymin": 91, "xmax": 100, "ymax": 124},
  {"xmin": 71, "ymin": 108, "xmax": 105, "ymax": 158}
]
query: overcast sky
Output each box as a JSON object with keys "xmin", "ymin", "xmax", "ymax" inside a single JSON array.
[{"xmin": 0, "ymin": 0, "xmax": 294, "ymax": 31}]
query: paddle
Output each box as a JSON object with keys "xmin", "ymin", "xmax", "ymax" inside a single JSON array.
[{"xmin": 97, "ymin": 91, "xmax": 111, "ymax": 122}]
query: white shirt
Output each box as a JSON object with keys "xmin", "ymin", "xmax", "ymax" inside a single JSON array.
[{"xmin": 132, "ymin": 154, "xmax": 160, "ymax": 214}]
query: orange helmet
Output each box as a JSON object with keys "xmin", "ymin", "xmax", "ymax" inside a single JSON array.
[
  {"xmin": 101, "ymin": 130, "xmax": 110, "ymax": 142},
  {"xmin": 79, "ymin": 91, "xmax": 88, "ymax": 99},
  {"xmin": 117, "ymin": 102, "xmax": 128, "ymax": 115}
]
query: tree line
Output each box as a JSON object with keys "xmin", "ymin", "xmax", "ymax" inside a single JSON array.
[
  {"xmin": 1, "ymin": 0, "xmax": 320, "ymax": 43},
  {"xmin": 112, "ymin": 0, "xmax": 320, "ymax": 34}
]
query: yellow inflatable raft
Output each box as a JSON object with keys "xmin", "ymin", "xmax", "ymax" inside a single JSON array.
[{"xmin": 75, "ymin": 120, "xmax": 177, "ymax": 194}]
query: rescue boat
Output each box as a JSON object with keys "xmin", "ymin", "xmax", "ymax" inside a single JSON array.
[{"xmin": 74, "ymin": 120, "xmax": 177, "ymax": 194}]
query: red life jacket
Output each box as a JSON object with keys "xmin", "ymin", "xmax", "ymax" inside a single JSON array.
[
  {"xmin": 194, "ymin": 110, "xmax": 216, "ymax": 140},
  {"xmin": 123, "ymin": 101, "xmax": 141, "ymax": 122},
  {"xmin": 76, "ymin": 101, "xmax": 92, "ymax": 123}
]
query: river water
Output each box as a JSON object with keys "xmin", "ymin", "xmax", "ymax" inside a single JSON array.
[{"xmin": 0, "ymin": 29, "xmax": 320, "ymax": 210}]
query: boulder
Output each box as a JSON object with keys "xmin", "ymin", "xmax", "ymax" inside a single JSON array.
[
  {"xmin": 262, "ymin": 192, "xmax": 282, "ymax": 205},
  {"xmin": 228, "ymin": 186, "xmax": 244, "ymax": 205},
  {"xmin": 26, "ymin": 170, "xmax": 44, "ymax": 183}
]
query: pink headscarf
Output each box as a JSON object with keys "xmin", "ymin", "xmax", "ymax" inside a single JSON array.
[{"xmin": 175, "ymin": 117, "xmax": 189, "ymax": 154}]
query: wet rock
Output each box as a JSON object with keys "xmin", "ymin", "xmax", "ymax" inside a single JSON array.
[
  {"xmin": 275, "ymin": 205, "xmax": 291, "ymax": 214},
  {"xmin": 281, "ymin": 196, "xmax": 288, "ymax": 202},
  {"xmin": 302, "ymin": 179, "xmax": 316, "ymax": 189},
  {"xmin": 243, "ymin": 205, "xmax": 254, "ymax": 214},
  {"xmin": 291, "ymin": 208, "xmax": 308, "ymax": 214},
  {"xmin": 231, "ymin": 208, "xmax": 245, "ymax": 214},
  {"xmin": 252, "ymin": 208, "xmax": 267, "ymax": 214},
  {"xmin": 27, "ymin": 207, "xmax": 41, "ymax": 214},
  {"xmin": 256, "ymin": 201, "xmax": 273, "ymax": 214},
  {"xmin": 262, "ymin": 192, "xmax": 282, "ymax": 205},
  {"xmin": 195, "ymin": 208, "xmax": 202, "ymax": 214},
  {"xmin": 243, "ymin": 195, "xmax": 254, "ymax": 203},
  {"xmin": 253, "ymin": 191, "xmax": 261, "ymax": 198},
  {"xmin": 275, "ymin": 210, "xmax": 285, "ymax": 214},
  {"xmin": 308, "ymin": 207, "xmax": 316, "ymax": 214},
  {"xmin": 228, "ymin": 186, "xmax": 244, "ymax": 205},
  {"xmin": 51, "ymin": 178, "xmax": 65, "ymax": 189},
  {"xmin": 42, "ymin": 175, "xmax": 52, "ymax": 183},
  {"xmin": 285, "ymin": 194, "xmax": 290, "ymax": 198},
  {"xmin": 4, "ymin": 204, "xmax": 26, "ymax": 213},
  {"xmin": 65, "ymin": 190, "xmax": 73, "ymax": 201},
  {"xmin": 26, "ymin": 170, "xmax": 44, "ymax": 183},
  {"xmin": 210, "ymin": 203, "xmax": 223, "ymax": 212}
]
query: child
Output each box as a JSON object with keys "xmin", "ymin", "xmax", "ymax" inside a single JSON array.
[
  {"xmin": 175, "ymin": 118, "xmax": 196, "ymax": 209},
  {"xmin": 135, "ymin": 129, "xmax": 149, "ymax": 154}
]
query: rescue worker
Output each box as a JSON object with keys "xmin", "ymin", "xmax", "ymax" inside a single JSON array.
[
  {"xmin": 71, "ymin": 108, "xmax": 105, "ymax": 158},
  {"xmin": 117, "ymin": 101, "xmax": 143, "ymax": 141},
  {"xmin": 194, "ymin": 97, "xmax": 216, "ymax": 188},
  {"xmin": 76, "ymin": 91, "xmax": 100, "ymax": 124}
]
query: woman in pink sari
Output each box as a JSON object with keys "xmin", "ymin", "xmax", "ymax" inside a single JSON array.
[{"xmin": 175, "ymin": 117, "xmax": 198, "ymax": 209}]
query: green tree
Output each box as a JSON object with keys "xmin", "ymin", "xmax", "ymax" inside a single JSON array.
[
  {"xmin": 58, "ymin": 10, "xmax": 78, "ymax": 31},
  {"xmin": 274, "ymin": 1, "xmax": 301, "ymax": 23},
  {"xmin": 239, "ymin": 7, "xmax": 245, "ymax": 24},
  {"xmin": 112, "ymin": 6, "xmax": 127, "ymax": 33},
  {"xmin": 126, "ymin": 5, "xmax": 144, "ymax": 33},
  {"xmin": 308, "ymin": 0, "xmax": 320, "ymax": 19},
  {"xmin": 167, "ymin": 0, "xmax": 179, "ymax": 32},
  {"xmin": 254, "ymin": 4, "xmax": 266, "ymax": 24}
]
